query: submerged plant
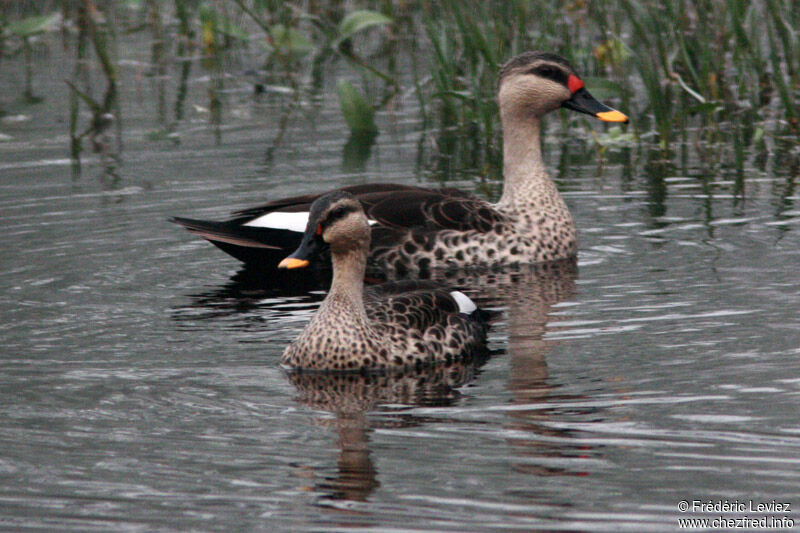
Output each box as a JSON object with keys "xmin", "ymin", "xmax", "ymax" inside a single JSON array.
[
  {"xmin": 337, "ymin": 79, "xmax": 377, "ymax": 135},
  {"xmin": 66, "ymin": 1, "xmax": 121, "ymax": 178},
  {"xmin": 4, "ymin": 11, "xmax": 60, "ymax": 102},
  {"xmin": 1, "ymin": 0, "xmax": 798, "ymax": 184}
]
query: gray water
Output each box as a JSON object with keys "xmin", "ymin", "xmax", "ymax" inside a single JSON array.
[{"xmin": 2, "ymin": 43, "xmax": 800, "ymax": 532}]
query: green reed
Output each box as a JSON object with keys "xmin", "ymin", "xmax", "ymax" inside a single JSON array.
[{"xmin": 2, "ymin": 0, "xmax": 798, "ymax": 180}]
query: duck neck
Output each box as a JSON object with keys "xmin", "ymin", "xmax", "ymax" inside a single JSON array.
[
  {"xmin": 319, "ymin": 247, "xmax": 369, "ymax": 325},
  {"xmin": 496, "ymin": 111, "xmax": 557, "ymax": 211}
]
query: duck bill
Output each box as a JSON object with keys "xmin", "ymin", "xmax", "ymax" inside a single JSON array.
[
  {"xmin": 277, "ymin": 233, "xmax": 320, "ymax": 270},
  {"xmin": 277, "ymin": 256, "xmax": 310, "ymax": 269},
  {"xmin": 562, "ymin": 88, "xmax": 629, "ymax": 123}
]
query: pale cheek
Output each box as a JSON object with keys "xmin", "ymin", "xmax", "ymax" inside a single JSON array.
[{"xmin": 499, "ymin": 78, "xmax": 569, "ymax": 115}]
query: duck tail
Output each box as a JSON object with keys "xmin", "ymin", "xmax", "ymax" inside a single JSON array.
[{"xmin": 170, "ymin": 216, "xmax": 293, "ymax": 265}]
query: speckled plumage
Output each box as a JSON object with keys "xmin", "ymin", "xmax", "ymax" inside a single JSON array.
[
  {"xmin": 368, "ymin": 199, "xmax": 576, "ymax": 276},
  {"xmin": 279, "ymin": 193, "xmax": 490, "ymax": 372},
  {"xmin": 282, "ymin": 282, "xmax": 488, "ymax": 371},
  {"xmin": 172, "ymin": 52, "xmax": 627, "ymax": 273}
]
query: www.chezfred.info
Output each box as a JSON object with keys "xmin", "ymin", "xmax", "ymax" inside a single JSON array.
[{"xmin": 677, "ymin": 500, "xmax": 794, "ymax": 530}]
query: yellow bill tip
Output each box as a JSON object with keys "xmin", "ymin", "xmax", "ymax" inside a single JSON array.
[
  {"xmin": 278, "ymin": 257, "xmax": 310, "ymax": 269},
  {"xmin": 596, "ymin": 109, "xmax": 629, "ymax": 123}
]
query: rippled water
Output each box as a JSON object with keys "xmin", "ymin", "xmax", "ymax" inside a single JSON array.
[{"xmin": 2, "ymin": 45, "xmax": 800, "ymax": 532}]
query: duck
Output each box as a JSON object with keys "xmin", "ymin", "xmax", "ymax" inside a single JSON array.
[
  {"xmin": 277, "ymin": 190, "xmax": 490, "ymax": 372},
  {"xmin": 172, "ymin": 51, "xmax": 628, "ymax": 275}
]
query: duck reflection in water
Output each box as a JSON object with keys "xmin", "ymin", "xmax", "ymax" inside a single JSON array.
[
  {"xmin": 283, "ymin": 261, "xmax": 589, "ymax": 507},
  {"xmin": 286, "ymin": 360, "xmax": 486, "ymax": 505},
  {"xmin": 421, "ymin": 259, "xmax": 599, "ymax": 479},
  {"xmin": 177, "ymin": 252, "xmax": 599, "ymax": 495},
  {"xmin": 484, "ymin": 261, "xmax": 601, "ymax": 480},
  {"xmin": 176, "ymin": 257, "xmax": 594, "ymax": 481}
]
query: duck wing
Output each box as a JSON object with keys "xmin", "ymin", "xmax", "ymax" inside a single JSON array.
[
  {"xmin": 236, "ymin": 185, "xmax": 504, "ymax": 233},
  {"xmin": 362, "ymin": 188, "xmax": 506, "ymax": 233},
  {"xmin": 173, "ymin": 184, "xmax": 422, "ymax": 265},
  {"xmin": 173, "ymin": 184, "xmax": 504, "ymax": 266},
  {"xmin": 366, "ymin": 289, "xmax": 458, "ymax": 333},
  {"xmin": 366, "ymin": 286, "xmax": 490, "ymax": 366},
  {"xmin": 230, "ymin": 183, "xmax": 423, "ymax": 222},
  {"xmin": 366, "ymin": 284, "xmax": 483, "ymax": 322}
]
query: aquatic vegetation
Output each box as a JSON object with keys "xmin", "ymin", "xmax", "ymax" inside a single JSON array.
[
  {"xmin": 0, "ymin": 0, "xmax": 798, "ymax": 180},
  {"xmin": 337, "ymin": 79, "xmax": 377, "ymax": 135},
  {"xmin": 334, "ymin": 9, "xmax": 392, "ymax": 49},
  {"xmin": 3, "ymin": 11, "xmax": 60, "ymax": 102},
  {"xmin": 59, "ymin": 1, "xmax": 122, "ymax": 178}
]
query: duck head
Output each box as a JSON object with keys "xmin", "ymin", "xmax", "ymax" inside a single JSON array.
[
  {"xmin": 498, "ymin": 51, "xmax": 628, "ymax": 123},
  {"xmin": 278, "ymin": 191, "xmax": 370, "ymax": 269}
]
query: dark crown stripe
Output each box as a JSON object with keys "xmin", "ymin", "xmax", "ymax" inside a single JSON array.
[
  {"xmin": 529, "ymin": 64, "xmax": 569, "ymax": 86},
  {"xmin": 498, "ymin": 51, "xmax": 576, "ymax": 88}
]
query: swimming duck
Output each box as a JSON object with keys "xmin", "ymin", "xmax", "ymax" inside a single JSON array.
[
  {"xmin": 278, "ymin": 191, "xmax": 490, "ymax": 372},
  {"xmin": 173, "ymin": 51, "xmax": 628, "ymax": 274}
]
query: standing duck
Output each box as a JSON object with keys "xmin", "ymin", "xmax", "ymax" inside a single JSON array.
[
  {"xmin": 278, "ymin": 191, "xmax": 490, "ymax": 372},
  {"xmin": 173, "ymin": 51, "xmax": 628, "ymax": 274}
]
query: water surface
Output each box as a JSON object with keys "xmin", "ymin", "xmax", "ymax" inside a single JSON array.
[{"xmin": 2, "ymin": 42, "xmax": 800, "ymax": 532}]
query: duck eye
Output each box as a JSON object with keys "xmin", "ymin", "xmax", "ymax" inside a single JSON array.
[
  {"xmin": 328, "ymin": 206, "xmax": 349, "ymax": 222},
  {"xmin": 533, "ymin": 65, "xmax": 557, "ymax": 77},
  {"xmin": 529, "ymin": 64, "xmax": 568, "ymax": 86}
]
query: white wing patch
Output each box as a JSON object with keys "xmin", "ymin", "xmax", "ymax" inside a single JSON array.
[
  {"xmin": 244, "ymin": 211, "xmax": 309, "ymax": 232},
  {"xmin": 449, "ymin": 291, "xmax": 477, "ymax": 314},
  {"xmin": 244, "ymin": 211, "xmax": 377, "ymax": 232}
]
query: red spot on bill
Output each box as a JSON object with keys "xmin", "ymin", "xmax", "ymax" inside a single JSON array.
[{"xmin": 568, "ymin": 74, "xmax": 584, "ymax": 94}]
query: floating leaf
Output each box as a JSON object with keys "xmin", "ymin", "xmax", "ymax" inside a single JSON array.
[
  {"xmin": 6, "ymin": 13, "xmax": 60, "ymax": 38},
  {"xmin": 593, "ymin": 38, "xmax": 630, "ymax": 68},
  {"xmin": 337, "ymin": 80, "xmax": 377, "ymax": 135},
  {"xmin": 337, "ymin": 10, "xmax": 392, "ymax": 42},
  {"xmin": 196, "ymin": 7, "xmax": 247, "ymax": 47},
  {"xmin": 335, "ymin": 9, "xmax": 392, "ymax": 49},
  {"xmin": 593, "ymin": 126, "xmax": 636, "ymax": 149},
  {"xmin": 266, "ymin": 24, "xmax": 313, "ymax": 57},
  {"xmin": 199, "ymin": 6, "xmax": 217, "ymax": 51},
  {"xmin": 217, "ymin": 14, "xmax": 249, "ymax": 41}
]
